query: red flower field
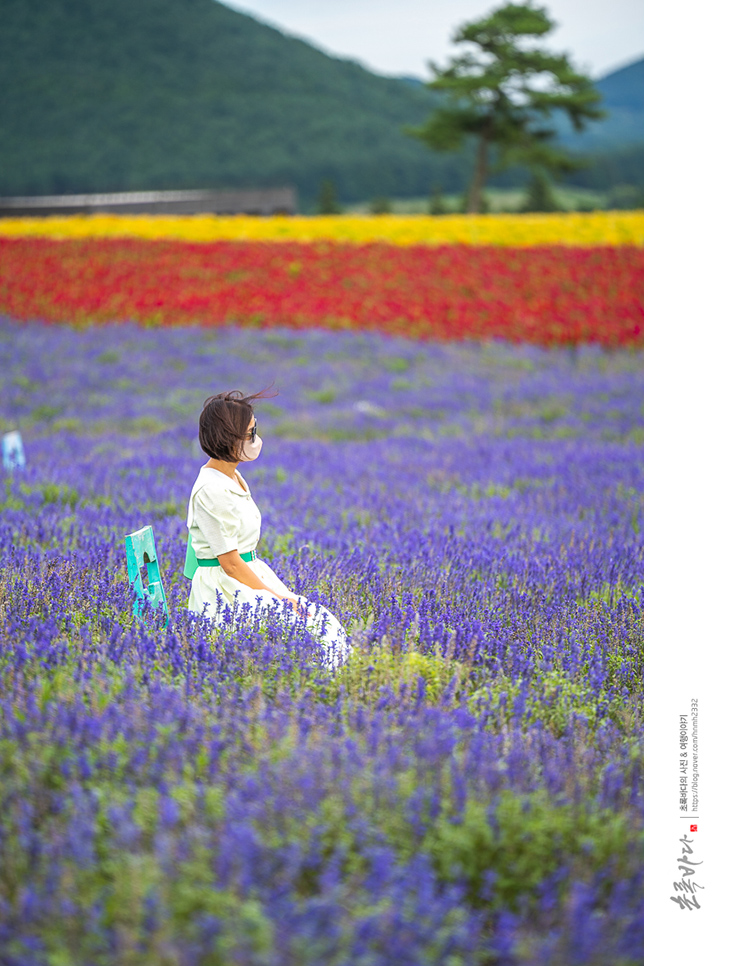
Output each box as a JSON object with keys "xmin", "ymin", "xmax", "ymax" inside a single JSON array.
[{"xmin": 0, "ymin": 237, "xmax": 643, "ymax": 346}]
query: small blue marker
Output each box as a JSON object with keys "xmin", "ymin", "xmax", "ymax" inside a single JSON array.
[{"xmin": 2, "ymin": 431, "xmax": 26, "ymax": 471}]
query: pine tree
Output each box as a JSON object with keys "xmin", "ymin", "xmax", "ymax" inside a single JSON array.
[
  {"xmin": 317, "ymin": 179, "xmax": 341, "ymax": 214},
  {"xmin": 458, "ymin": 190, "xmax": 489, "ymax": 213},
  {"xmin": 522, "ymin": 170, "xmax": 560, "ymax": 212},
  {"xmin": 407, "ymin": 2, "xmax": 604, "ymax": 213},
  {"xmin": 369, "ymin": 196, "xmax": 392, "ymax": 214},
  {"xmin": 428, "ymin": 184, "xmax": 447, "ymax": 215}
]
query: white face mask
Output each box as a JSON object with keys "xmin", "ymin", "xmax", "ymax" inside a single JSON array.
[{"xmin": 239, "ymin": 435, "xmax": 263, "ymax": 461}]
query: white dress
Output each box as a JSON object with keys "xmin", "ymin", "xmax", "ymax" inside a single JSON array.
[{"xmin": 186, "ymin": 466, "xmax": 350, "ymax": 670}]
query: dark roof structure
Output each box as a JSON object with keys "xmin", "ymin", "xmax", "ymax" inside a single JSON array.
[{"xmin": 0, "ymin": 187, "xmax": 297, "ymax": 217}]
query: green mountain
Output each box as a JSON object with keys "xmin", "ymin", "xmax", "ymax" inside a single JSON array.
[
  {"xmin": 559, "ymin": 59, "xmax": 643, "ymax": 148},
  {"xmin": 545, "ymin": 58, "xmax": 643, "ymax": 199},
  {"xmin": 596, "ymin": 58, "xmax": 643, "ymax": 114},
  {"xmin": 0, "ymin": 0, "xmax": 471, "ymax": 204},
  {"xmin": 0, "ymin": 0, "xmax": 642, "ymax": 205}
]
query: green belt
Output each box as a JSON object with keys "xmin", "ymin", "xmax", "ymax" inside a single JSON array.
[
  {"xmin": 184, "ymin": 531, "xmax": 257, "ymax": 579},
  {"xmin": 197, "ymin": 549, "xmax": 257, "ymax": 565}
]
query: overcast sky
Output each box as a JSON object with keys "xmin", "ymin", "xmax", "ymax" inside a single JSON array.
[{"xmin": 218, "ymin": 0, "xmax": 643, "ymax": 80}]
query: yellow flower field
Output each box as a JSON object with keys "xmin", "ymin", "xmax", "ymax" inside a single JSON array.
[{"xmin": 0, "ymin": 210, "xmax": 643, "ymax": 247}]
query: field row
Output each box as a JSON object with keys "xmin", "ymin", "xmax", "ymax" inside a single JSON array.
[
  {"xmin": 0, "ymin": 238, "xmax": 643, "ymax": 346},
  {"xmin": 0, "ymin": 320, "xmax": 643, "ymax": 963},
  {"xmin": 0, "ymin": 210, "xmax": 644, "ymax": 247}
]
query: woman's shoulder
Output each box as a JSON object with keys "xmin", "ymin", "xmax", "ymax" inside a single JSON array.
[
  {"xmin": 187, "ymin": 467, "xmax": 251, "ymax": 528},
  {"xmin": 192, "ymin": 468, "xmax": 237, "ymax": 502}
]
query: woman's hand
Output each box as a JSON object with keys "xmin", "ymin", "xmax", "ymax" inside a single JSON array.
[
  {"xmin": 217, "ymin": 552, "xmax": 307, "ymax": 616},
  {"xmin": 279, "ymin": 594, "xmax": 307, "ymax": 616}
]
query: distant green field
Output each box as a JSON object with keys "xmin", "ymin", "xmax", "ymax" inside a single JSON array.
[{"xmin": 344, "ymin": 185, "xmax": 642, "ymax": 215}]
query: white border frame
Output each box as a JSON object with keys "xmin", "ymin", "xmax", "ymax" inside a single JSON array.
[{"xmin": 645, "ymin": 0, "xmax": 728, "ymax": 960}]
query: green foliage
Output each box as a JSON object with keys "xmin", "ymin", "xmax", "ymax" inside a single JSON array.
[
  {"xmin": 457, "ymin": 189, "xmax": 490, "ymax": 213},
  {"xmin": 305, "ymin": 388, "xmax": 337, "ymax": 404},
  {"xmin": 97, "ymin": 350, "xmax": 120, "ymax": 364},
  {"xmin": 329, "ymin": 641, "xmax": 470, "ymax": 705},
  {"xmin": 468, "ymin": 665, "xmax": 633, "ymax": 738},
  {"xmin": 1, "ymin": 480, "xmax": 80, "ymax": 512},
  {"xmin": 382, "ymin": 356, "xmax": 411, "ymax": 372},
  {"xmin": 428, "ymin": 183, "xmax": 447, "ymax": 215},
  {"xmin": 521, "ymin": 170, "xmax": 561, "ymax": 212},
  {"xmin": 25, "ymin": 787, "xmax": 276, "ymax": 965},
  {"xmin": 31, "ymin": 404, "xmax": 63, "ymax": 423},
  {"xmin": 607, "ymin": 183, "xmax": 644, "ymax": 210},
  {"xmin": 317, "ymin": 179, "xmax": 342, "ymax": 215},
  {"xmin": 0, "ymin": 652, "xmax": 642, "ymax": 952},
  {"xmin": 369, "ymin": 195, "xmax": 392, "ymax": 214},
  {"xmin": 422, "ymin": 791, "xmax": 635, "ymax": 911},
  {"xmin": 408, "ymin": 1, "xmax": 605, "ymax": 211}
]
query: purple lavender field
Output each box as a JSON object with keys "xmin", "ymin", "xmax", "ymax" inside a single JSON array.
[{"xmin": 0, "ymin": 317, "xmax": 643, "ymax": 965}]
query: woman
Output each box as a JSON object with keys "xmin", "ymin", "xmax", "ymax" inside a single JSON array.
[{"xmin": 185, "ymin": 389, "xmax": 351, "ymax": 670}]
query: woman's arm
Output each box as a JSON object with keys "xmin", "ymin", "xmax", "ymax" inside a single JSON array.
[{"xmin": 217, "ymin": 550, "xmax": 303, "ymax": 612}]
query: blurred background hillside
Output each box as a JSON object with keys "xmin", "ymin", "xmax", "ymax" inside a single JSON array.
[{"xmin": 0, "ymin": 0, "xmax": 643, "ymax": 211}]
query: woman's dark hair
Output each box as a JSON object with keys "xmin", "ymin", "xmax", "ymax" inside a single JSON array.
[{"xmin": 199, "ymin": 387, "xmax": 278, "ymax": 462}]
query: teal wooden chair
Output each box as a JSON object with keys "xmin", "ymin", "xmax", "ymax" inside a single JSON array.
[{"xmin": 125, "ymin": 526, "xmax": 170, "ymax": 626}]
